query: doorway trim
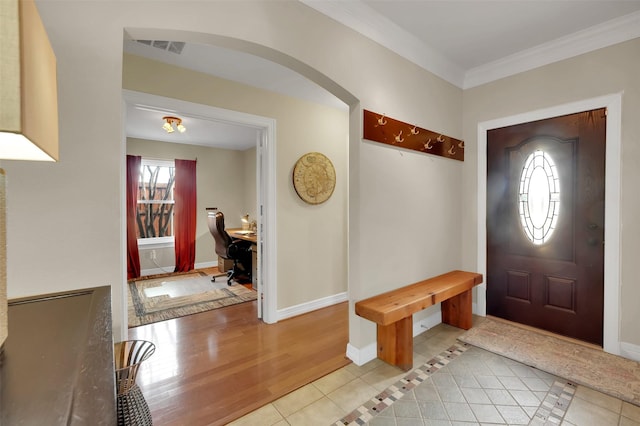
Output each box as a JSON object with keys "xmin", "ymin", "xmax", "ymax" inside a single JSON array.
[
  {"xmin": 476, "ymin": 92, "xmax": 622, "ymax": 355},
  {"xmin": 122, "ymin": 89, "xmax": 278, "ymax": 327}
]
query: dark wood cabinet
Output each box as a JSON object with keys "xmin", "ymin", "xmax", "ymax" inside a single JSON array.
[{"xmin": 1, "ymin": 286, "xmax": 116, "ymax": 425}]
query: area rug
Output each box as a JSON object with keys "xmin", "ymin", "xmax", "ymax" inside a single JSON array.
[
  {"xmin": 459, "ymin": 318, "xmax": 640, "ymax": 406},
  {"xmin": 128, "ymin": 271, "xmax": 256, "ymax": 327}
]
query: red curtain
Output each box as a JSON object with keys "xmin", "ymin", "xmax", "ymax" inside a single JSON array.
[
  {"xmin": 174, "ymin": 159, "xmax": 197, "ymax": 273},
  {"xmin": 126, "ymin": 155, "xmax": 141, "ymax": 279}
]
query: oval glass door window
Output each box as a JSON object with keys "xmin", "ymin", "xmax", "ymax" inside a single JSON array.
[{"xmin": 518, "ymin": 150, "xmax": 560, "ymax": 245}]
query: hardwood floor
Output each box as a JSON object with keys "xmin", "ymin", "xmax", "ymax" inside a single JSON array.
[{"xmin": 128, "ymin": 300, "xmax": 350, "ymax": 425}]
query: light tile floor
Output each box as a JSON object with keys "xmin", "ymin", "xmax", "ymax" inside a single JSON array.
[{"xmin": 230, "ymin": 320, "xmax": 640, "ymax": 426}]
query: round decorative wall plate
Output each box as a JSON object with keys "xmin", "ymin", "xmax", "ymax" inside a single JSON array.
[{"xmin": 292, "ymin": 152, "xmax": 336, "ymax": 205}]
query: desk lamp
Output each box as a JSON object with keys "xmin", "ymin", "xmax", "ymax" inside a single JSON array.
[{"xmin": 241, "ymin": 214, "xmax": 250, "ymax": 231}]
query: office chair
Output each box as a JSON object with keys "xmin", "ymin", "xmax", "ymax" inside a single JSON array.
[{"xmin": 206, "ymin": 211, "xmax": 252, "ymax": 285}]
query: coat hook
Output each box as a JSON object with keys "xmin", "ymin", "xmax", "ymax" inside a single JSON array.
[
  {"xmin": 410, "ymin": 126, "xmax": 420, "ymax": 135},
  {"xmin": 376, "ymin": 114, "xmax": 387, "ymax": 126},
  {"xmin": 458, "ymin": 141, "xmax": 465, "ymax": 149},
  {"xmin": 448, "ymin": 146, "xmax": 456, "ymax": 155},
  {"xmin": 393, "ymin": 130, "xmax": 404, "ymax": 143},
  {"xmin": 437, "ymin": 134, "xmax": 446, "ymax": 143},
  {"xmin": 424, "ymin": 138, "xmax": 433, "ymax": 150}
]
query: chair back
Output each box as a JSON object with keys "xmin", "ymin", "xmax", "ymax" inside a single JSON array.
[{"xmin": 207, "ymin": 211, "xmax": 232, "ymax": 259}]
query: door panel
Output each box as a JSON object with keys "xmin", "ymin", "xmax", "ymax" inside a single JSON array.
[{"xmin": 487, "ymin": 109, "xmax": 606, "ymax": 345}]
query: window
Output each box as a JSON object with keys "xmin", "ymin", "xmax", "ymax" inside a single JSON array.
[
  {"xmin": 518, "ymin": 150, "xmax": 560, "ymax": 245},
  {"xmin": 137, "ymin": 158, "xmax": 175, "ymax": 246}
]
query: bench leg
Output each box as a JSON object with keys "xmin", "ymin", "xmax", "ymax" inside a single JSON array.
[
  {"xmin": 441, "ymin": 288, "xmax": 473, "ymax": 330},
  {"xmin": 377, "ymin": 317, "xmax": 413, "ymax": 371}
]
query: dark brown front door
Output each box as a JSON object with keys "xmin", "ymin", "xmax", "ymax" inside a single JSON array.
[{"xmin": 486, "ymin": 109, "xmax": 606, "ymax": 345}]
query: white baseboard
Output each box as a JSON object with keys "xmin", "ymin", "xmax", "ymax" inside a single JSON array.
[
  {"xmin": 413, "ymin": 310, "xmax": 443, "ymax": 336},
  {"xmin": 140, "ymin": 261, "xmax": 217, "ymax": 277},
  {"xmin": 140, "ymin": 266, "xmax": 175, "ymax": 276},
  {"xmin": 276, "ymin": 292, "xmax": 348, "ymax": 321},
  {"xmin": 346, "ymin": 342, "xmax": 377, "ymax": 366},
  {"xmin": 620, "ymin": 342, "xmax": 640, "ymax": 362},
  {"xmin": 195, "ymin": 261, "xmax": 217, "ymax": 269},
  {"xmin": 346, "ymin": 310, "xmax": 443, "ymax": 366}
]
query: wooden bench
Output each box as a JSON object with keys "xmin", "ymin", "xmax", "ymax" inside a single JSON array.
[{"xmin": 355, "ymin": 270, "xmax": 483, "ymax": 371}]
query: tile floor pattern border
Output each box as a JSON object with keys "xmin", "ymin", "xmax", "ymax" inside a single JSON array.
[
  {"xmin": 334, "ymin": 343, "xmax": 468, "ymax": 425},
  {"xmin": 335, "ymin": 342, "xmax": 577, "ymax": 425},
  {"xmin": 530, "ymin": 381, "xmax": 576, "ymax": 425}
]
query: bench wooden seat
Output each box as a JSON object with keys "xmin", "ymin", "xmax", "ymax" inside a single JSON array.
[{"xmin": 355, "ymin": 270, "xmax": 483, "ymax": 370}]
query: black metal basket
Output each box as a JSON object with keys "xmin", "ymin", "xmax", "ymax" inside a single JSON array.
[{"xmin": 114, "ymin": 340, "xmax": 156, "ymax": 426}]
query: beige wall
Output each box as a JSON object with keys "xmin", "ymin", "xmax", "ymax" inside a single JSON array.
[
  {"xmin": 462, "ymin": 38, "xmax": 640, "ymax": 347},
  {"xmin": 8, "ymin": 1, "xmax": 464, "ymax": 345},
  {"xmin": 126, "ymin": 138, "xmax": 253, "ymax": 272},
  {"xmin": 123, "ymin": 54, "xmax": 350, "ymax": 312}
]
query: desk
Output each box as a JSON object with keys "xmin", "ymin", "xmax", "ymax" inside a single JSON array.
[
  {"xmin": 227, "ymin": 228, "xmax": 258, "ymax": 243},
  {"xmin": 226, "ymin": 228, "xmax": 258, "ymax": 289}
]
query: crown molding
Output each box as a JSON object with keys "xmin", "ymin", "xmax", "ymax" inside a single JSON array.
[
  {"xmin": 464, "ymin": 10, "xmax": 640, "ymax": 88},
  {"xmin": 301, "ymin": 1, "xmax": 640, "ymax": 90},
  {"xmin": 300, "ymin": 0, "xmax": 466, "ymax": 88}
]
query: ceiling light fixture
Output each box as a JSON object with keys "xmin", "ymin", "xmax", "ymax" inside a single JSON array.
[{"xmin": 162, "ymin": 116, "xmax": 186, "ymax": 133}]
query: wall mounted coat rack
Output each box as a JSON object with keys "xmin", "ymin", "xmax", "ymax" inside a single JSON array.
[{"xmin": 363, "ymin": 109, "xmax": 464, "ymax": 161}]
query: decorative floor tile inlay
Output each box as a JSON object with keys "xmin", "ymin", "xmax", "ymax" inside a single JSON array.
[
  {"xmin": 530, "ymin": 380, "xmax": 577, "ymax": 425},
  {"xmin": 334, "ymin": 342, "xmax": 577, "ymax": 426},
  {"xmin": 334, "ymin": 343, "xmax": 468, "ymax": 425}
]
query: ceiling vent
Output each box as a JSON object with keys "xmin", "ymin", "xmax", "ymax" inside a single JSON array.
[{"xmin": 135, "ymin": 40, "xmax": 185, "ymax": 55}]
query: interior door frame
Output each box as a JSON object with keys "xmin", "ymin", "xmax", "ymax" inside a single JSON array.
[
  {"xmin": 476, "ymin": 92, "xmax": 622, "ymax": 355},
  {"xmin": 257, "ymin": 122, "xmax": 278, "ymax": 324},
  {"xmin": 122, "ymin": 90, "xmax": 278, "ymax": 328}
]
